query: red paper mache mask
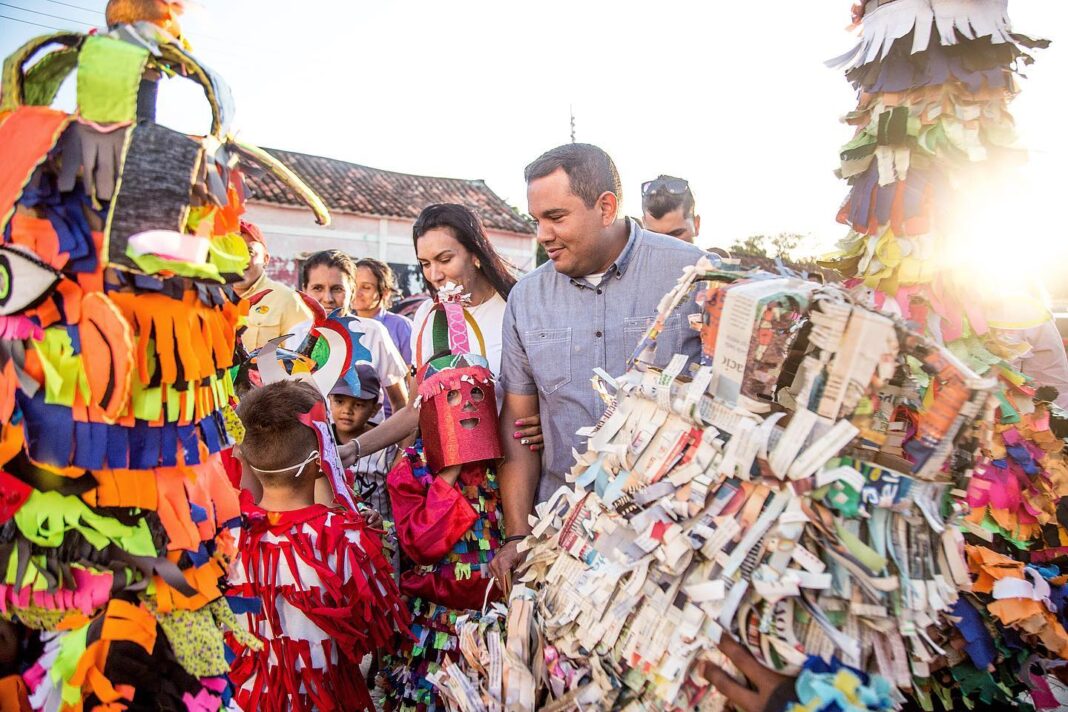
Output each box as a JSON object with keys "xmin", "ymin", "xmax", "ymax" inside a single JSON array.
[{"xmin": 417, "ymin": 357, "xmax": 501, "ymax": 473}]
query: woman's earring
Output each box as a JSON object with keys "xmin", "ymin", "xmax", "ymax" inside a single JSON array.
[{"xmin": 474, "ymin": 259, "xmax": 482, "ymax": 269}]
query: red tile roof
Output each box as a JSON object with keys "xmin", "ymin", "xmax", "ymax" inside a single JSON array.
[{"xmin": 243, "ymin": 148, "xmax": 535, "ymax": 235}]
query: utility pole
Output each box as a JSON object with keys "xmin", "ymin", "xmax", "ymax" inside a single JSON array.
[{"xmin": 569, "ymin": 105, "xmax": 576, "ymax": 143}]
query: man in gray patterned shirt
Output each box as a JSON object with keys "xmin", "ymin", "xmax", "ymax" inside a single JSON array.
[{"xmin": 490, "ymin": 143, "xmax": 706, "ymax": 583}]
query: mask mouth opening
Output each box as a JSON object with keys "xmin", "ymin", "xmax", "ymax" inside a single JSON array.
[{"xmin": 460, "ymin": 417, "xmax": 480, "ymax": 430}]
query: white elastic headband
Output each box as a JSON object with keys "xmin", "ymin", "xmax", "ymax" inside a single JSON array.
[{"xmin": 248, "ymin": 449, "xmax": 320, "ymax": 477}]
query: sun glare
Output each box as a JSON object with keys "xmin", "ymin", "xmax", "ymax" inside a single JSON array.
[{"xmin": 943, "ymin": 166, "xmax": 1064, "ymax": 313}]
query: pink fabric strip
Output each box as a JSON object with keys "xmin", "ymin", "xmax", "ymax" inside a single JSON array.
[{"xmin": 442, "ymin": 301, "xmax": 471, "ymax": 354}]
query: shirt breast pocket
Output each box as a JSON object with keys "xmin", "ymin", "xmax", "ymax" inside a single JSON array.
[
  {"xmin": 523, "ymin": 327, "xmax": 572, "ymax": 397},
  {"xmin": 623, "ymin": 313, "xmax": 681, "ymax": 367},
  {"xmin": 247, "ymin": 306, "xmax": 281, "ymax": 332}
]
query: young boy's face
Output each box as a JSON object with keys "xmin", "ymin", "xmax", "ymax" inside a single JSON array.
[{"xmin": 330, "ymin": 394, "xmax": 378, "ymax": 437}]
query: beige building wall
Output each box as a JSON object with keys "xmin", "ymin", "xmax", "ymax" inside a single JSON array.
[{"xmin": 243, "ymin": 202, "xmax": 536, "ymax": 290}]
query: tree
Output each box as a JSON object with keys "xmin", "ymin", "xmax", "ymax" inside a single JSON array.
[{"xmin": 729, "ymin": 233, "xmax": 805, "ymax": 260}]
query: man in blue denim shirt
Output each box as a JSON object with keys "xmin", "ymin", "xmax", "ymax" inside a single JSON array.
[{"xmin": 490, "ymin": 143, "xmax": 705, "ymax": 582}]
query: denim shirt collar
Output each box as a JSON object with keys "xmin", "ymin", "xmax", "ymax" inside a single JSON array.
[{"xmin": 612, "ymin": 217, "xmax": 642, "ymax": 279}]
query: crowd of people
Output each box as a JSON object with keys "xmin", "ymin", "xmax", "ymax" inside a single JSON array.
[
  {"xmin": 219, "ymin": 142, "xmax": 742, "ymax": 711},
  {"xmin": 5, "ymin": 3, "xmax": 1068, "ymax": 710},
  {"xmin": 208, "ymin": 143, "xmax": 1068, "ymax": 712}
]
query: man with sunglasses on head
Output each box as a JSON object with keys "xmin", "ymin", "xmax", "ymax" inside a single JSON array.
[{"xmin": 641, "ymin": 175, "xmax": 701, "ymax": 244}]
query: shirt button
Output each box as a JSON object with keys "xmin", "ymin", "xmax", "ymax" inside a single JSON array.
[
  {"xmin": 595, "ymin": 331, "xmax": 603, "ymax": 338},
  {"xmin": 596, "ymin": 288, "xmax": 602, "ymax": 295}
]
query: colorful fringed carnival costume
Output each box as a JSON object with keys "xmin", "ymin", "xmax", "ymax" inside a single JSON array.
[
  {"xmin": 385, "ymin": 287, "xmax": 504, "ymax": 711},
  {"xmin": 824, "ymin": 2, "xmax": 1068, "ymax": 709},
  {"xmin": 0, "ymin": 7, "xmax": 330, "ymax": 710},
  {"xmin": 228, "ymin": 501, "xmax": 405, "ymax": 712}
]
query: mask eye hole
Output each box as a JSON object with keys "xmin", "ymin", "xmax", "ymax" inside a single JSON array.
[
  {"xmin": 470, "ymin": 386, "xmax": 485, "ymax": 403},
  {"xmin": 447, "ymin": 389, "xmax": 462, "ymax": 406},
  {"xmin": 0, "ymin": 246, "xmax": 61, "ymax": 316}
]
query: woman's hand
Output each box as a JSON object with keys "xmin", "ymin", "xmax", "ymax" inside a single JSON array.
[{"xmin": 513, "ymin": 414, "xmax": 544, "ymax": 452}]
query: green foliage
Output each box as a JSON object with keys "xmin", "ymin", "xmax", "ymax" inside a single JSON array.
[
  {"xmin": 729, "ymin": 233, "xmax": 805, "ymax": 260},
  {"xmin": 535, "ymin": 243, "xmax": 548, "ymax": 267}
]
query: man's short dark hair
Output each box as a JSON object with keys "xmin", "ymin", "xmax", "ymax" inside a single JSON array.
[
  {"xmin": 642, "ymin": 175, "xmax": 696, "ymax": 220},
  {"xmin": 236, "ymin": 380, "xmax": 320, "ymax": 487},
  {"xmin": 524, "ymin": 143, "xmax": 622, "ymax": 209}
]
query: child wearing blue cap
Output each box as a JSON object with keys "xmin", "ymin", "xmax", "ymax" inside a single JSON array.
[{"xmin": 329, "ymin": 363, "xmax": 407, "ymax": 534}]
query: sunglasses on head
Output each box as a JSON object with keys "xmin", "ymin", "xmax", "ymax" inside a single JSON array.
[{"xmin": 641, "ymin": 177, "xmax": 690, "ymax": 197}]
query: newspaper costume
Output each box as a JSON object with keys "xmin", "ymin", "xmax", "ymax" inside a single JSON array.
[
  {"xmin": 824, "ymin": 1, "xmax": 1068, "ymax": 707},
  {"xmin": 0, "ymin": 8, "xmax": 335, "ymax": 710},
  {"xmin": 433, "ymin": 260, "xmax": 992, "ymax": 711}
]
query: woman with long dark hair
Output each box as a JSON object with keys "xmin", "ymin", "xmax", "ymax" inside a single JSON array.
[
  {"xmin": 408, "ymin": 203, "xmax": 516, "ymax": 378},
  {"xmin": 336, "ymin": 204, "xmax": 540, "ymax": 708},
  {"xmin": 339, "ymin": 203, "xmax": 539, "ymax": 460}
]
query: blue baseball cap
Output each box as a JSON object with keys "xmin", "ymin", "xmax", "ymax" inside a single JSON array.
[{"xmin": 330, "ymin": 363, "xmax": 381, "ymax": 401}]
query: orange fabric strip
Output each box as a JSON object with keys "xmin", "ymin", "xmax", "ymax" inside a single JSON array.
[
  {"xmin": 9, "ymin": 212, "xmax": 63, "ymax": 269},
  {"xmin": 0, "ymin": 107, "xmax": 71, "ymax": 231},
  {"xmin": 100, "ymin": 599, "xmax": 157, "ymax": 653},
  {"xmin": 83, "ymin": 469, "xmax": 158, "ymax": 510}
]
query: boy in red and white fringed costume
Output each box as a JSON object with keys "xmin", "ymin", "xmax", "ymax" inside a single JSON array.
[{"xmin": 226, "ymin": 380, "xmax": 409, "ymax": 712}]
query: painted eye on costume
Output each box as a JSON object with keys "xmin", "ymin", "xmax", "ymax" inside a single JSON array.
[
  {"xmin": 0, "ymin": 245, "xmax": 62, "ymax": 316},
  {"xmin": 447, "ymin": 389, "xmax": 462, "ymax": 406},
  {"xmin": 470, "ymin": 386, "xmax": 485, "ymax": 403}
]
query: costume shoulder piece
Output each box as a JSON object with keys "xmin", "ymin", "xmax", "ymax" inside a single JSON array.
[{"xmin": 0, "ymin": 4, "xmax": 329, "ymax": 709}]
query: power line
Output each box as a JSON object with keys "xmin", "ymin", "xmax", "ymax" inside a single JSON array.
[
  {"xmin": 2, "ymin": 6, "xmax": 260, "ymax": 69},
  {"xmin": 41, "ymin": 0, "xmax": 101, "ymax": 14},
  {"xmin": 0, "ymin": 11, "xmax": 67, "ymax": 30},
  {"xmin": 0, "ymin": 1, "xmax": 91, "ymax": 25}
]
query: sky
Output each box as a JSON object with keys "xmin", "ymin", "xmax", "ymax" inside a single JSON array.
[{"xmin": 1, "ymin": 0, "xmax": 1066, "ymax": 269}]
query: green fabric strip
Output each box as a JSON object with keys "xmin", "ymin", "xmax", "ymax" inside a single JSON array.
[
  {"xmin": 0, "ymin": 32, "xmax": 81, "ymax": 113},
  {"xmin": 76, "ymin": 35, "xmax": 149, "ymax": 123},
  {"xmin": 128, "ymin": 250, "xmax": 224, "ymax": 283},
  {"xmin": 431, "ymin": 308, "xmax": 449, "ymax": 357},
  {"xmin": 14, "ymin": 489, "xmax": 156, "ymax": 556},
  {"xmin": 24, "ymin": 47, "xmax": 79, "ymax": 107},
  {"xmin": 208, "ymin": 232, "xmax": 250, "ymax": 275},
  {"xmin": 57, "ymin": 624, "xmax": 89, "ymax": 705},
  {"xmin": 32, "ymin": 327, "xmax": 88, "ymax": 407}
]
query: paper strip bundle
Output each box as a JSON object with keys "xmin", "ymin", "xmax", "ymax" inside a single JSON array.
[{"xmin": 441, "ymin": 262, "xmax": 994, "ymax": 711}]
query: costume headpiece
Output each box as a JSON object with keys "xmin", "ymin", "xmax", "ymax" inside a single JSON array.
[
  {"xmin": 253, "ymin": 308, "xmax": 375, "ymax": 511},
  {"xmin": 414, "ymin": 283, "xmax": 501, "ymax": 473}
]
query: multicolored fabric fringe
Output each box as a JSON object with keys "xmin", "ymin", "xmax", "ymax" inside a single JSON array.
[
  {"xmin": 824, "ymin": 1, "xmax": 1066, "ymax": 709},
  {"xmin": 386, "ymin": 442, "xmax": 503, "ymax": 711},
  {"xmin": 0, "ymin": 16, "xmax": 328, "ymax": 712}
]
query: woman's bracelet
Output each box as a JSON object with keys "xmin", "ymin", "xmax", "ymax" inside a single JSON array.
[
  {"xmin": 503, "ymin": 535, "xmax": 526, "ymax": 545},
  {"xmin": 352, "ymin": 438, "xmax": 362, "ymax": 460}
]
